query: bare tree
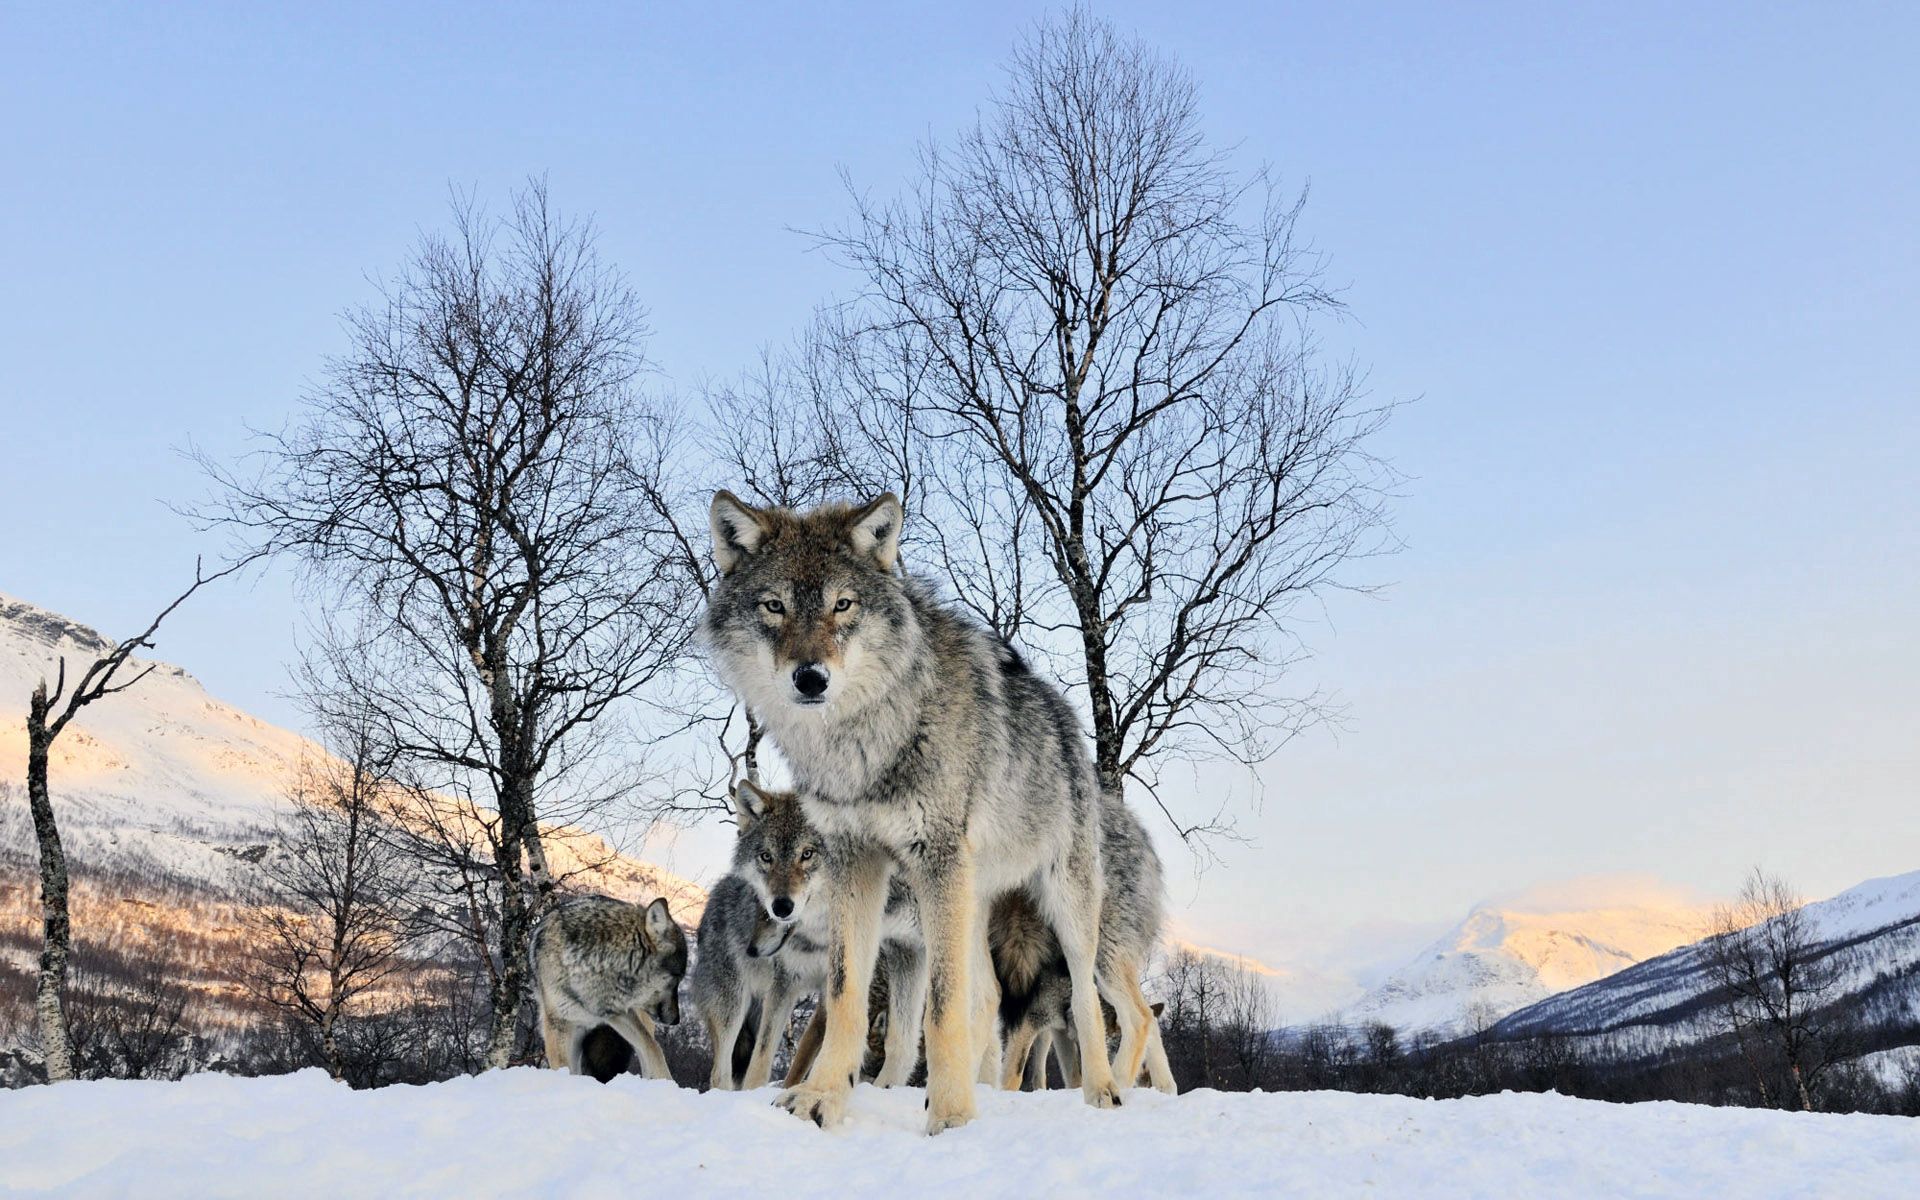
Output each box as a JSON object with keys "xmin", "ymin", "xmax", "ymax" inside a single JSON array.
[
  {"xmin": 65, "ymin": 946, "xmax": 197, "ymax": 1081},
  {"xmin": 19, "ymin": 559, "xmax": 245, "ymax": 1082},
  {"xmin": 201, "ymin": 182, "xmax": 699, "ymax": 1066},
  {"xmin": 243, "ymin": 722, "xmax": 412, "ymax": 1081},
  {"xmin": 1220, "ymin": 960, "xmax": 1276, "ymax": 1087},
  {"xmin": 1707, "ymin": 868, "xmax": 1847, "ymax": 1111},
  {"xmin": 809, "ymin": 9, "xmax": 1395, "ymax": 840}
]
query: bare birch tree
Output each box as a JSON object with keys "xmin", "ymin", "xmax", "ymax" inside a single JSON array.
[
  {"xmin": 243, "ymin": 722, "xmax": 412, "ymax": 1080},
  {"xmin": 200, "ymin": 181, "xmax": 699, "ymax": 1066},
  {"xmin": 18, "ymin": 559, "xmax": 244, "ymax": 1082},
  {"xmin": 810, "ymin": 9, "xmax": 1395, "ymax": 838},
  {"xmin": 1707, "ymin": 868, "xmax": 1847, "ymax": 1111}
]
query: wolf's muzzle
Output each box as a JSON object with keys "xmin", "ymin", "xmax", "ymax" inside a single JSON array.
[{"xmin": 791, "ymin": 662, "xmax": 829, "ymax": 701}]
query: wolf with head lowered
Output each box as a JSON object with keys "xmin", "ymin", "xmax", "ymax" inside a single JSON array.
[{"xmin": 704, "ymin": 490, "xmax": 1133, "ymax": 1134}]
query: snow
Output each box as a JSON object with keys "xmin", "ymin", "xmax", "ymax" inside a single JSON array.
[{"xmin": 1, "ymin": 1071, "xmax": 1914, "ymax": 1199}]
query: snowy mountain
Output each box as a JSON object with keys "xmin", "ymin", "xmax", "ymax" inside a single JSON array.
[
  {"xmin": 1331, "ymin": 882, "xmax": 1714, "ymax": 1036},
  {"xmin": 1490, "ymin": 869, "xmax": 1920, "ymax": 1055},
  {"xmin": 0, "ymin": 592, "xmax": 703, "ymax": 1021}
]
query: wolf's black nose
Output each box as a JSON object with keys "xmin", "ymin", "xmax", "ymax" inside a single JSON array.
[
  {"xmin": 771, "ymin": 897, "xmax": 795, "ymax": 920},
  {"xmin": 792, "ymin": 663, "xmax": 829, "ymax": 698}
]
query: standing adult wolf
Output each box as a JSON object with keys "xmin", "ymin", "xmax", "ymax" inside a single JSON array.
[{"xmin": 704, "ymin": 490, "xmax": 1123, "ymax": 1134}]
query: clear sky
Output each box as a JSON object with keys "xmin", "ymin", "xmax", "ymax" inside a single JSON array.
[{"xmin": 4, "ymin": 3, "xmax": 1917, "ymax": 989}]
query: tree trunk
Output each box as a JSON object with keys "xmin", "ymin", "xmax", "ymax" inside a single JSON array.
[
  {"xmin": 484, "ymin": 814, "xmax": 531, "ymax": 1069},
  {"xmin": 320, "ymin": 1009, "xmax": 343, "ymax": 1082},
  {"xmin": 1789, "ymin": 1058, "xmax": 1813, "ymax": 1112},
  {"xmin": 26, "ymin": 682, "xmax": 75, "ymax": 1083}
]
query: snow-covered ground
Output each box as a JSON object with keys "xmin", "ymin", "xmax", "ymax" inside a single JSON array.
[{"xmin": 2, "ymin": 1072, "xmax": 1914, "ymax": 1199}]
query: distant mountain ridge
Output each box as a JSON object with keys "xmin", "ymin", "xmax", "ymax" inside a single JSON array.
[
  {"xmin": 1488, "ymin": 869, "xmax": 1920, "ymax": 1057},
  {"xmin": 1330, "ymin": 885, "xmax": 1714, "ymax": 1036}
]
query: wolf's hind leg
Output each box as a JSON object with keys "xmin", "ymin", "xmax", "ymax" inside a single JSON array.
[
  {"xmin": 970, "ymin": 894, "xmax": 1003, "ymax": 1086},
  {"xmin": 540, "ymin": 1007, "xmax": 573, "ymax": 1072},
  {"xmin": 1142, "ymin": 1015, "xmax": 1176, "ymax": 1093},
  {"xmin": 607, "ymin": 1011, "xmax": 672, "ymax": 1081},
  {"xmin": 1001, "ymin": 1016, "xmax": 1043, "ymax": 1091},
  {"xmin": 783, "ymin": 1004, "xmax": 825, "ymax": 1088},
  {"xmin": 876, "ymin": 944, "xmax": 926, "ymax": 1088},
  {"xmin": 1040, "ymin": 868, "xmax": 1122, "ymax": 1109},
  {"xmin": 1103, "ymin": 954, "xmax": 1155, "ymax": 1091}
]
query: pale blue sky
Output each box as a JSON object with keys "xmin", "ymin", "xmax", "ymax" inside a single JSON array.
[{"xmin": 4, "ymin": 3, "xmax": 1917, "ymax": 984}]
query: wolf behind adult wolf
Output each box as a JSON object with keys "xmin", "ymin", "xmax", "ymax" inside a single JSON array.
[
  {"xmin": 991, "ymin": 790, "xmax": 1176, "ymax": 1094},
  {"xmin": 690, "ymin": 779, "xmax": 926, "ymax": 1091},
  {"xmin": 531, "ymin": 894, "xmax": 688, "ymax": 1080},
  {"xmin": 705, "ymin": 490, "xmax": 1124, "ymax": 1133}
]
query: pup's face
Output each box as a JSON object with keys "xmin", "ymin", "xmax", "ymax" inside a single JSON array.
[{"xmin": 730, "ymin": 780, "xmax": 826, "ymax": 928}]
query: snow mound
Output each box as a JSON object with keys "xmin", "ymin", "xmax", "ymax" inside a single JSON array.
[{"xmin": 1, "ymin": 1071, "xmax": 1914, "ymax": 1199}]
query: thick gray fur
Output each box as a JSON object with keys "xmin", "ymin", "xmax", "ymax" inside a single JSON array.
[
  {"xmin": 531, "ymin": 894, "xmax": 688, "ymax": 1080},
  {"xmin": 702, "ymin": 491, "xmax": 1130, "ymax": 1132},
  {"xmin": 992, "ymin": 791, "xmax": 1177, "ymax": 1093}
]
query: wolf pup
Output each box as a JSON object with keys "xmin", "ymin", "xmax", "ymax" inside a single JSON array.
[
  {"xmin": 691, "ymin": 779, "xmax": 925, "ymax": 1091},
  {"xmin": 705, "ymin": 491, "xmax": 1123, "ymax": 1133},
  {"xmin": 531, "ymin": 894, "xmax": 687, "ymax": 1080},
  {"xmin": 992, "ymin": 790, "xmax": 1176, "ymax": 1094}
]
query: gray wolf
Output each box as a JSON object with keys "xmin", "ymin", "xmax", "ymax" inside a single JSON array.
[
  {"xmin": 704, "ymin": 490, "xmax": 1123, "ymax": 1133},
  {"xmin": 991, "ymin": 789, "xmax": 1176, "ymax": 1094},
  {"xmin": 531, "ymin": 894, "xmax": 687, "ymax": 1079},
  {"xmin": 690, "ymin": 779, "xmax": 926, "ymax": 1091}
]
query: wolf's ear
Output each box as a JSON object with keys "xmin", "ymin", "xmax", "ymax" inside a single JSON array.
[
  {"xmin": 1151, "ymin": 1001, "xmax": 1165, "ymax": 1019},
  {"xmin": 731, "ymin": 778, "xmax": 769, "ymax": 826},
  {"xmin": 710, "ymin": 490, "xmax": 770, "ymax": 575},
  {"xmin": 846, "ymin": 492, "xmax": 902, "ymax": 571},
  {"xmin": 643, "ymin": 896, "xmax": 676, "ymax": 945}
]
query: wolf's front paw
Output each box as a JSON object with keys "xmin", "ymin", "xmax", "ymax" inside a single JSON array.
[
  {"xmin": 924, "ymin": 1087, "xmax": 977, "ymax": 1135},
  {"xmin": 775, "ymin": 1084, "xmax": 848, "ymax": 1129},
  {"xmin": 1083, "ymin": 1080, "xmax": 1124, "ymax": 1109}
]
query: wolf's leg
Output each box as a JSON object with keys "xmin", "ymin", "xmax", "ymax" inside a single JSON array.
[
  {"xmin": 875, "ymin": 944, "xmax": 926, "ymax": 1088},
  {"xmin": 540, "ymin": 1007, "xmax": 572, "ymax": 1072},
  {"xmin": 1001, "ymin": 1016, "xmax": 1042, "ymax": 1091},
  {"xmin": 703, "ymin": 985, "xmax": 750, "ymax": 1091},
  {"xmin": 1040, "ymin": 865, "xmax": 1122, "ymax": 1109},
  {"xmin": 775, "ymin": 841, "xmax": 890, "ymax": 1127},
  {"xmin": 1054, "ymin": 1019, "xmax": 1082, "ymax": 1088},
  {"xmin": 744, "ymin": 980, "xmax": 797, "ymax": 1090},
  {"xmin": 914, "ymin": 847, "xmax": 980, "ymax": 1134},
  {"xmin": 783, "ymin": 1004, "xmax": 825, "ymax": 1088},
  {"xmin": 607, "ymin": 1011, "xmax": 672, "ymax": 1081},
  {"xmin": 1103, "ymin": 954, "xmax": 1155, "ymax": 1091},
  {"xmin": 1142, "ymin": 1015, "xmax": 1176, "ymax": 1093},
  {"xmin": 970, "ymin": 894, "xmax": 1003, "ymax": 1087},
  {"xmin": 1023, "ymin": 1030, "xmax": 1051, "ymax": 1090}
]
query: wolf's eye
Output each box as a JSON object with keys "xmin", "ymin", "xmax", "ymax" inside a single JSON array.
[
  {"xmin": 762, "ymin": 599, "xmax": 785, "ymax": 615},
  {"xmin": 800, "ymin": 847, "xmax": 816, "ymax": 862},
  {"xmin": 833, "ymin": 597, "xmax": 854, "ymax": 613},
  {"xmin": 758, "ymin": 851, "xmax": 773, "ymax": 865}
]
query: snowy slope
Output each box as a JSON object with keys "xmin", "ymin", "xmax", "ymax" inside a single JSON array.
[
  {"xmin": 0, "ymin": 593, "xmax": 703, "ymax": 989},
  {"xmin": 1334, "ymin": 883, "xmax": 1712, "ymax": 1036},
  {"xmin": 2, "ymin": 1071, "xmax": 1914, "ymax": 1199},
  {"xmin": 1492, "ymin": 869, "xmax": 1920, "ymax": 1051}
]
